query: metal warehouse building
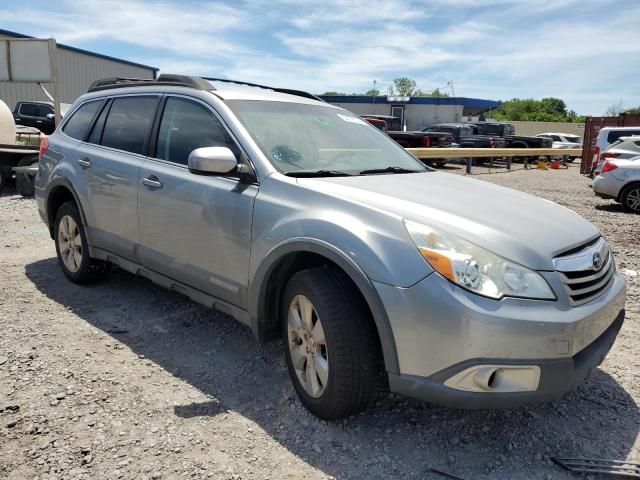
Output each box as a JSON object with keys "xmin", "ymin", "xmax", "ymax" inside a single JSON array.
[
  {"xmin": 319, "ymin": 95, "xmax": 500, "ymax": 131},
  {"xmin": 0, "ymin": 28, "xmax": 158, "ymax": 110}
]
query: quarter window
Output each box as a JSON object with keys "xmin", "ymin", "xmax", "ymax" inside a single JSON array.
[
  {"xmin": 62, "ymin": 100, "xmax": 103, "ymax": 141},
  {"xmin": 156, "ymin": 97, "xmax": 239, "ymax": 165},
  {"xmin": 101, "ymin": 96, "xmax": 158, "ymax": 155}
]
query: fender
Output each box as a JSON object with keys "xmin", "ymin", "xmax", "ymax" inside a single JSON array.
[
  {"xmin": 44, "ymin": 177, "xmax": 89, "ymax": 238},
  {"xmin": 249, "ymin": 237, "xmax": 400, "ymax": 374}
]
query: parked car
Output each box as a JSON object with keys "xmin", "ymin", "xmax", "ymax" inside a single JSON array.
[
  {"xmin": 589, "ymin": 126, "xmax": 640, "ymax": 177},
  {"xmin": 593, "ymin": 156, "xmax": 640, "ymax": 212},
  {"xmin": 362, "ymin": 117, "xmax": 387, "ymax": 132},
  {"xmin": 36, "ymin": 74, "xmax": 626, "ymax": 420},
  {"xmin": 536, "ymin": 132, "xmax": 582, "ymax": 162},
  {"xmin": 592, "ymin": 136, "xmax": 640, "ymax": 175},
  {"xmin": 362, "ymin": 115, "xmax": 454, "ymax": 167},
  {"xmin": 13, "ymin": 101, "xmax": 71, "ymax": 135}
]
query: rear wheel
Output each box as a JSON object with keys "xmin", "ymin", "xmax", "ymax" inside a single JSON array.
[
  {"xmin": 15, "ymin": 155, "xmax": 39, "ymax": 197},
  {"xmin": 282, "ymin": 267, "xmax": 379, "ymax": 419},
  {"xmin": 54, "ymin": 201, "xmax": 109, "ymax": 283},
  {"xmin": 620, "ymin": 184, "xmax": 640, "ymax": 213}
]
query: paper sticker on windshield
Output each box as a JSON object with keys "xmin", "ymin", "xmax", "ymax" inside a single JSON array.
[{"xmin": 337, "ymin": 113, "xmax": 367, "ymax": 126}]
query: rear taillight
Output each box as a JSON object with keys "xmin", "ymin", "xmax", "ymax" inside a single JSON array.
[
  {"xmin": 422, "ymin": 136, "xmax": 431, "ymax": 147},
  {"xmin": 39, "ymin": 137, "xmax": 49, "ymax": 159},
  {"xmin": 592, "ymin": 146, "xmax": 600, "ymax": 167},
  {"xmin": 600, "ymin": 161, "xmax": 618, "ymax": 174}
]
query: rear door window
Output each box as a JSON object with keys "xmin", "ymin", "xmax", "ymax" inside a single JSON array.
[
  {"xmin": 155, "ymin": 97, "xmax": 240, "ymax": 165},
  {"xmin": 101, "ymin": 96, "xmax": 159, "ymax": 155},
  {"xmin": 62, "ymin": 100, "xmax": 104, "ymax": 141}
]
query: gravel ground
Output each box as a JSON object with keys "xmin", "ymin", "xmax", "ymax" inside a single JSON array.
[{"xmin": 0, "ymin": 163, "xmax": 638, "ymax": 480}]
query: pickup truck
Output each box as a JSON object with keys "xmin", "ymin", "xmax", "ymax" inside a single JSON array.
[
  {"xmin": 470, "ymin": 121, "xmax": 552, "ymax": 149},
  {"xmin": 422, "ymin": 123, "xmax": 506, "ymax": 148},
  {"xmin": 13, "ymin": 101, "xmax": 70, "ymax": 135},
  {"xmin": 362, "ymin": 116, "xmax": 454, "ymax": 167}
]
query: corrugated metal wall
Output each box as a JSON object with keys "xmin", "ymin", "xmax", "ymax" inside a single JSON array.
[{"xmin": 0, "ymin": 35, "xmax": 155, "ymax": 111}]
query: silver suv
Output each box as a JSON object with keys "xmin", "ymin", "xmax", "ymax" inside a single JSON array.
[{"xmin": 35, "ymin": 75, "xmax": 626, "ymax": 419}]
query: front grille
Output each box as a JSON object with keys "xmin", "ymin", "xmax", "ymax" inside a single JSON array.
[{"xmin": 553, "ymin": 238, "xmax": 615, "ymax": 306}]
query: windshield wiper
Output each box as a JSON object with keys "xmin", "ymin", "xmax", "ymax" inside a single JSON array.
[
  {"xmin": 284, "ymin": 169, "xmax": 353, "ymax": 178},
  {"xmin": 359, "ymin": 166, "xmax": 422, "ymax": 175}
]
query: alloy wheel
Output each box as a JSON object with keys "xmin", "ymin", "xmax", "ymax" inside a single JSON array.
[
  {"xmin": 57, "ymin": 215, "xmax": 82, "ymax": 272},
  {"xmin": 626, "ymin": 188, "xmax": 640, "ymax": 211},
  {"xmin": 287, "ymin": 294, "xmax": 329, "ymax": 398}
]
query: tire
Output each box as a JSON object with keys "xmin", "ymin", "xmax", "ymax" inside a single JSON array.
[
  {"xmin": 434, "ymin": 160, "xmax": 447, "ymax": 168},
  {"xmin": 15, "ymin": 155, "xmax": 39, "ymax": 198},
  {"xmin": 54, "ymin": 201, "xmax": 109, "ymax": 283},
  {"xmin": 282, "ymin": 267, "xmax": 379, "ymax": 419},
  {"xmin": 620, "ymin": 184, "xmax": 640, "ymax": 213},
  {"xmin": 0, "ymin": 168, "xmax": 9, "ymax": 193}
]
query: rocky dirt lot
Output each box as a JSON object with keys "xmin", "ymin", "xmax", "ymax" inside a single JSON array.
[{"xmin": 0, "ymin": 163, "xmax": 638, "ymax": 480}]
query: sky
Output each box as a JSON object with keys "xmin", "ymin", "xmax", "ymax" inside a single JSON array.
[{"xmin": 1, "ymin": 0, "xmax": 638, "ymax": 115}]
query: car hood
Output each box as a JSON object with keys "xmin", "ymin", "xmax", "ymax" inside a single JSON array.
[{"xmin": 298, "ymin": 172, "xmax": 599, "ymax": 270}]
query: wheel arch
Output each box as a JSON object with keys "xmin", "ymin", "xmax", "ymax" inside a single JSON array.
[
  {"xmin": 249, "ymin": 239, "xmax": 400, "ymax": 374},
  {"xmin": 619, "ymin": 180, "xmax": 640, "ymax": 203},
  {"xmin": 46, "ymin": 179, "xmax": 87, "ymax": 239}
]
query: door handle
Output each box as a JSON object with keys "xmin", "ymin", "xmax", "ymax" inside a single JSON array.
[
  {"xmin": 142, "ymin": 176, "xmax": 163, "ymax": 189},
  {"xmin": 78, "ymin": 157, "xmax": 92, "ymax": 168}
]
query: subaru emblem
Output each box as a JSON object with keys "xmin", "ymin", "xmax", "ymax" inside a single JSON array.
[{"xmin": 592, "ymin": 252, "xmax": 603, "ymax": 270}]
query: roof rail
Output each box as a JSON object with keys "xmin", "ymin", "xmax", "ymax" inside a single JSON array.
[
  {"xmin": 87, "ymin": 74, "xmax": 324, "ymax": 103},
  {"xmin": 203, "ymin": 77, "xmax": 324, "ymax": 102},
  {"xmin": 87, "ymin": 74, "xmax": 213, "ymax": 93}
]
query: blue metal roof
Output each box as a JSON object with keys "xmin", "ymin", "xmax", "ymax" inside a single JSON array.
[
  {"xmin": 319, "ymin": 94, "xmax": 500, "ymax": 110},
  {"xmin": 0, "ymin": 28, "xmax": 158, "ymax": 73}
]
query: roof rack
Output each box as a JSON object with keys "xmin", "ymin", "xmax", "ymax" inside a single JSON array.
[
  {"xmin": 87, "ymin": 74, "xmax": 213, "ymax": 92},
  {"xmin": 87, "ymin": 74, "xmax": 324, "ymax": 103},
  {"xmin": 203, "ymin": 77, "xmax": 324, "ymax": 102}
]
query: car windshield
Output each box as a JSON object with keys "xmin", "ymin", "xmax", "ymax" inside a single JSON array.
[
  {"xmin": 226, "ymin": 100, "xmax": 427, "ymax": 175},
  {"xmin": 565, "ymin": 135, "xmax": 581, "ymax": 144}
]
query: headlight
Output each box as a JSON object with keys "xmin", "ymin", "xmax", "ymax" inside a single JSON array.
[{"xmin": 404, "ymin": 220, "xmax": 555, "ymax": 300}]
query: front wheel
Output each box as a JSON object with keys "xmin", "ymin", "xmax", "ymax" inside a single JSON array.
[{"xmin": 282, "ymin": 267, "xmax": 379, "ymax": 419}]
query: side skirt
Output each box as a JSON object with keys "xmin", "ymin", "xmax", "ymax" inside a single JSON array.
[{"xmin": 89, "ymin": 246, "xmax": 251, "ymax": 328}]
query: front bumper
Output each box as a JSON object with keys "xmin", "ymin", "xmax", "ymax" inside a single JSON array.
[
  {"xmin": 388, "ymin": 310, "xmax": 624, "ymax": 409},
  {"xmin": 376, "ymin": 270, "xmax": 626, "ymax": 408}
]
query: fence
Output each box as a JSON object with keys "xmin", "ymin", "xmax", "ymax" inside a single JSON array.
[{"xmin": 407, "ymin": 147, "xmax": 582, "ymax": 174}]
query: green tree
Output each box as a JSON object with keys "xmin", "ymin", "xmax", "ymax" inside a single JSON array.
[
  {"xmin": 365, "ymin": 88, "xmax": 380, "ymax": 96},
  {"xmin": 624, "ymin": 106, "xmax": 640, "ymax": 115},
  {"xmin": 492, "ymin": 97, "xmax": 585, "ymax": 123},
  {"xmin": 322, "ymin": 91, "xmax": 345, "ymax": 95},
  {"xmin": 393, "ymin": 77, "xmax": 417, "ymax": 96}
]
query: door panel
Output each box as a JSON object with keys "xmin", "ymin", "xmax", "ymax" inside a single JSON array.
[{"xmin": 138, "ymin": 161, "xmax": 257, "ymax": 306}]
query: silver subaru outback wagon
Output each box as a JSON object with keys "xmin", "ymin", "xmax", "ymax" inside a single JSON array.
[{"xmin": 35, "ymin": 74, "xmax": 625, "ymax": 419}]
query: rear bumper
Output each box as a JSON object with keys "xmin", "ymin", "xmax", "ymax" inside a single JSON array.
[
  {"xmin": 388, "ymin": 309, "xmax": 624, "ymax": 409},
  {"xmin": 593, "ymin": 174, "xmax": 622, "ymax": 200}
]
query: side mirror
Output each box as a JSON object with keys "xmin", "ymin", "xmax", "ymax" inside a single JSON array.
[
  {"xmin": 46, "ymin": 113, "xmax": 55, "ymax": 120},
  {"xmin": 187, "ymin": 147, "xmax": 237, "ymax": 175}
]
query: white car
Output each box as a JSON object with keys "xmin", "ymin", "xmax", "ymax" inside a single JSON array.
[
  {"xmin": 593, "ymin": 136, "xmax": 640, "ymax": 175},
  {"xmin": 590, "ymin": 126, "xmax": 640, "ymax": 175},
  {"xmin": 593, "ymin": 155, "xmax": 640, "ymax": 213},
  {"xmin": 536, "ymin": 133, "xmax": 582, "ymax": 161}
]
